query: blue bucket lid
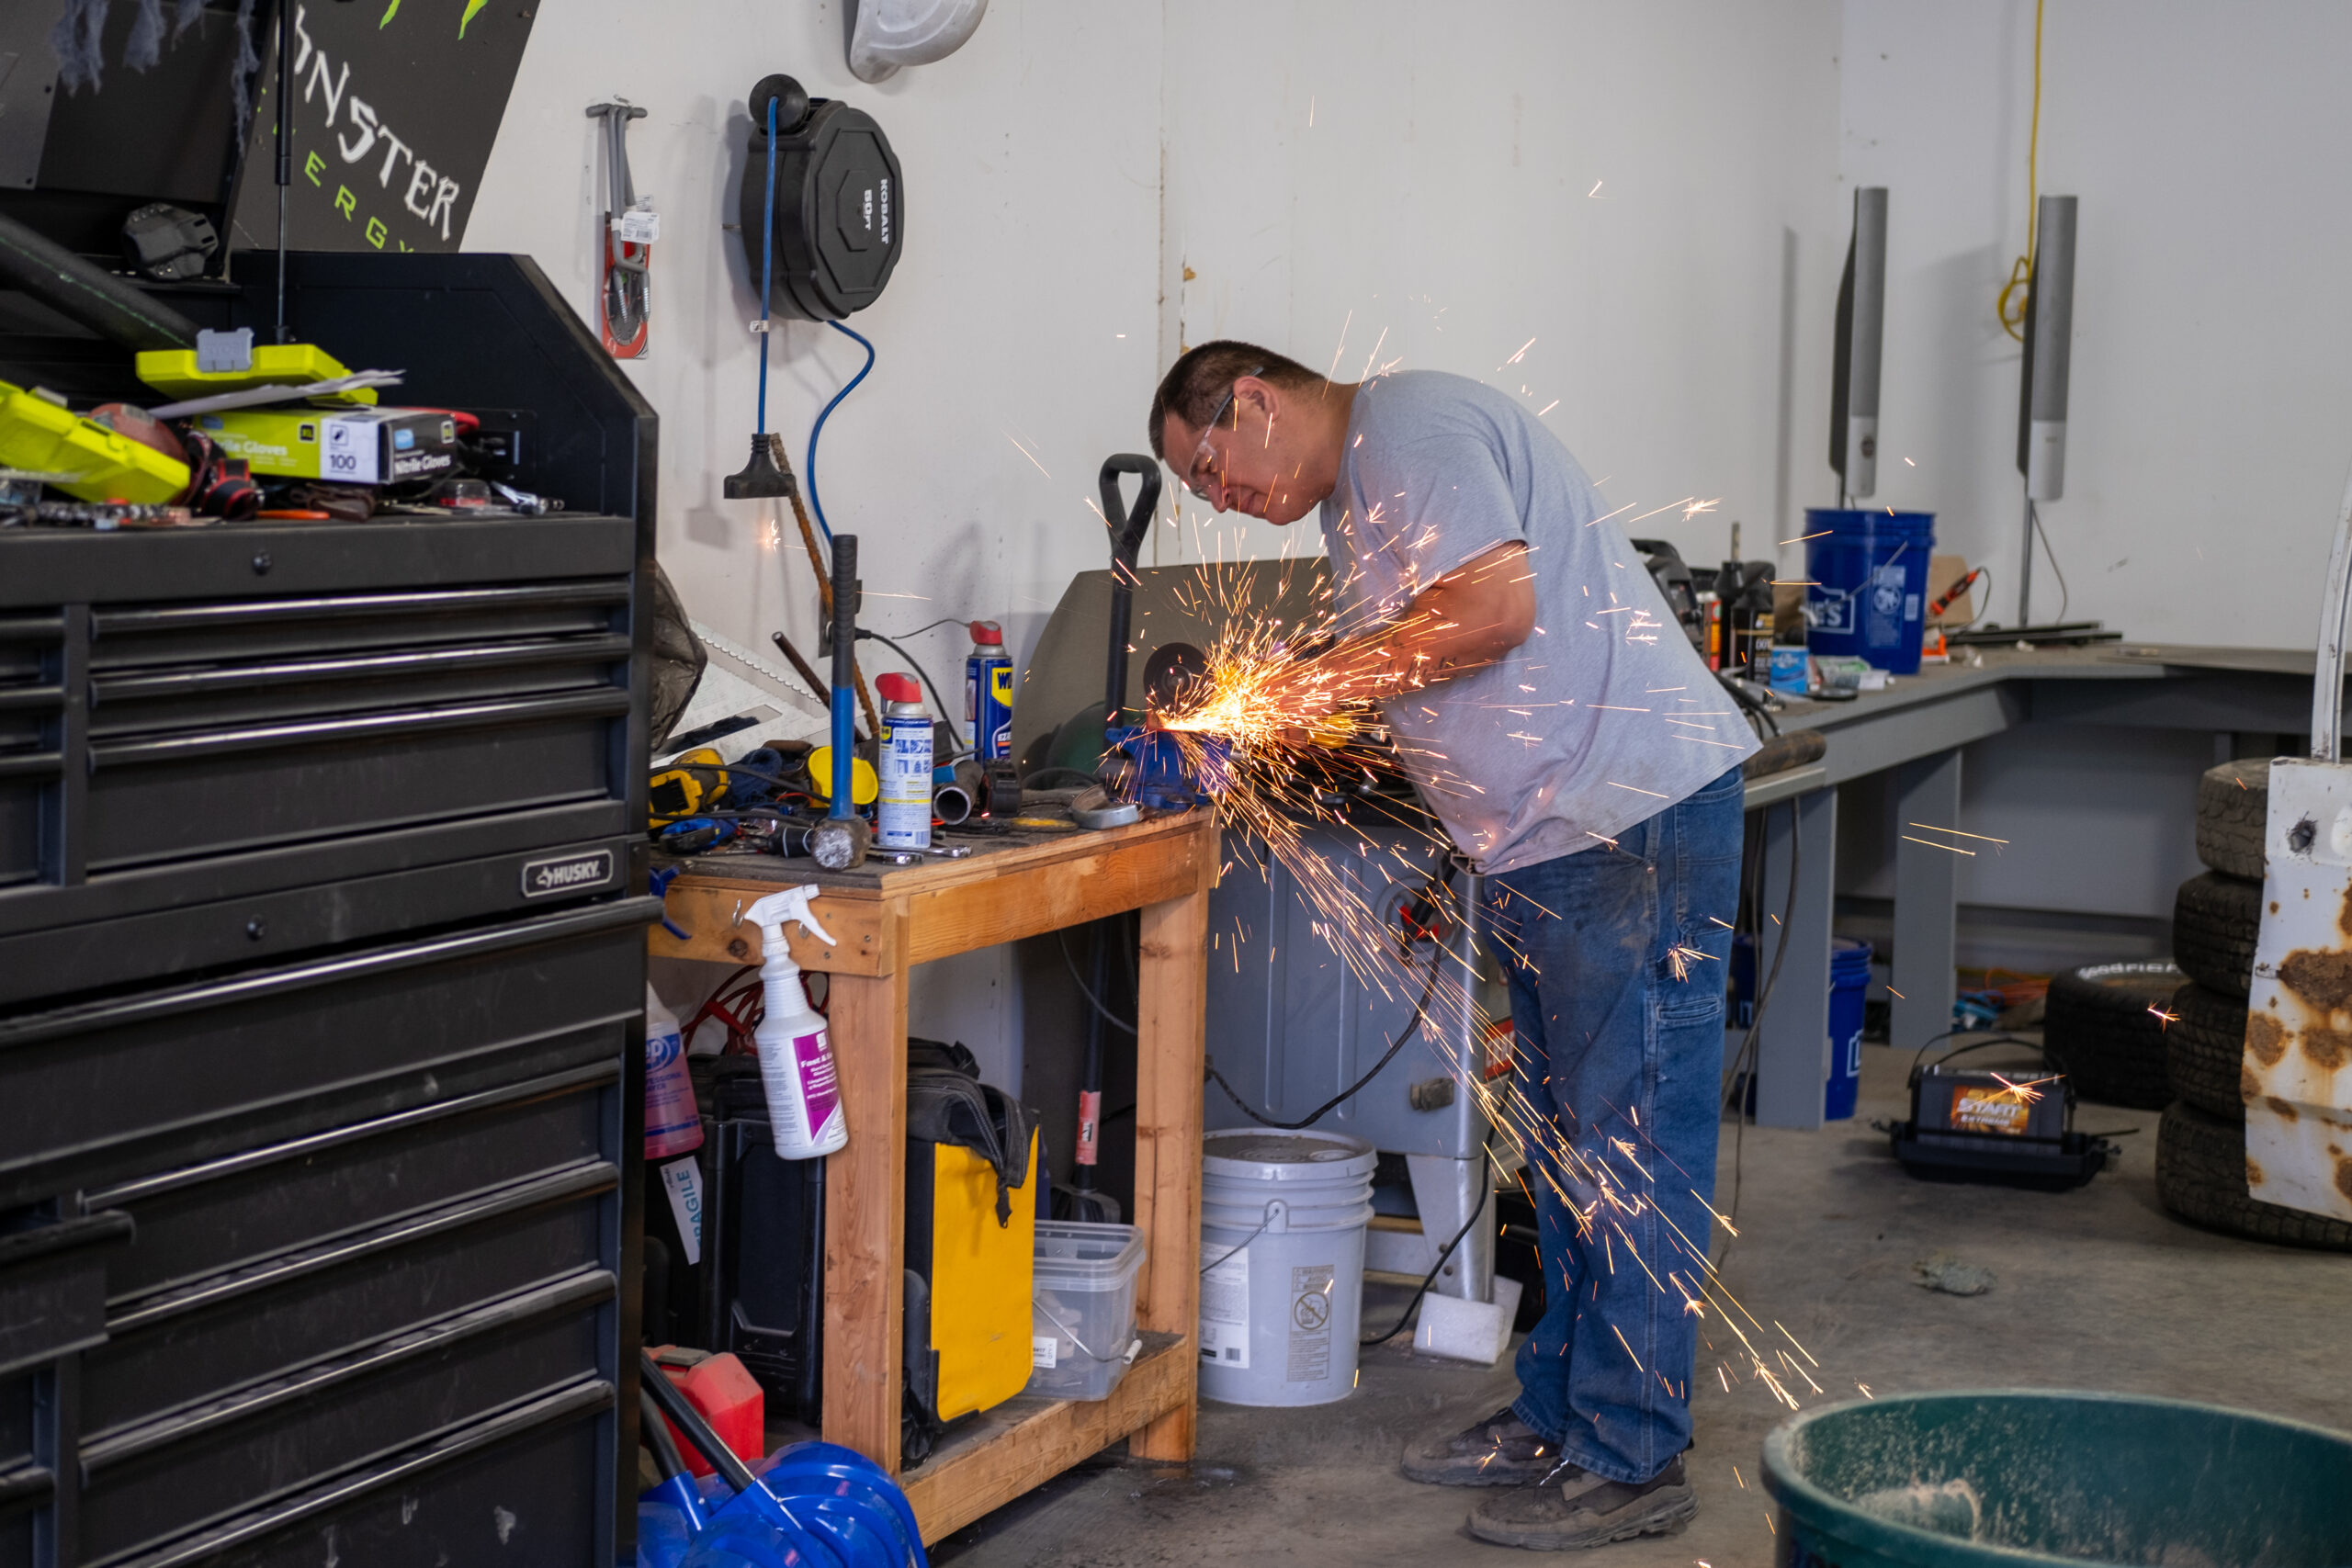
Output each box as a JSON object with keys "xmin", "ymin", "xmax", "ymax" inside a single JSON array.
[{"xmin": 1831, "ymin": 937, "xmax": 1874, "ymax": 976}]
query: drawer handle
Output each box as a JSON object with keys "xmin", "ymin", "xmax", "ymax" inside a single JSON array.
[
  {"xmin": 88, "ymin": 687, "xmax": 629, "ymax": 769},
  {"xmin": 89, "ymin": 581, "xmax": 629, "ymax": 636},
  {"xmin": 107, "ymin": 1160, "xmax": 616, "ymax": 1332},
  {"xmin": 0, "ymin": 1208, "xmax": 132, "ymax": 1271},
  {"xmin": 86, "ymin": 1268, "xmax": 617, "ymax": 1468},
  {"xmin": 87, "ymin": 1060, "xmax": 616, "ymax": 1208},
  {"xmin": 0, "ymin": 683, "xmax": 64, "ymax": 713},
  {"xmin": 89, "ymin": 635, "xmax": 632, "ymax": 705},
  {"xmin": 95, "ymin": 1377, "xmax": 613, "ymax": 1567}
]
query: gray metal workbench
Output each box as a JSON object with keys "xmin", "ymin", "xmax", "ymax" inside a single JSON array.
[{"xmin": 1740, "ymin": 641, "xmax": 2329, "ymax": 1126}]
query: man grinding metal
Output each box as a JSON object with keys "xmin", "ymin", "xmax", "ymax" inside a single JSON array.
[{"xmin": 1148, "ymin": 343, "xmax": 1754, "ymax": 1550}]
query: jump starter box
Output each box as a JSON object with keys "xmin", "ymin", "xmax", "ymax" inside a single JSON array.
[
  {"xmin": 1888, "ymin": 1060, "xmax": 2112, "ymax": 1190},
  {"xmin": 198, "ymin": 407, "xmax": 459, "ymax": 484}
]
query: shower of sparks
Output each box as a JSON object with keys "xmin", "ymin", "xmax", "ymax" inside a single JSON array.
[
  {"xmin": 1682, "ymin": 497, "xmax": 1722, "ymax": 520},
  {"xmin": 1781, "ymin": 529, "xmax": 1832, "ymax": 546},
  {"xmin": 1900, "ymin": 834, "xmax": 1975, "ymax": 856},
  {"xmin": 1990, "ymin": 1072, "xmax": 2055, "ymax": 1103},
  {"xmin": 1142, "ymin": 508, "xmax": 1865, "ymax": 1432},
  {"xmin": 2149, "ymin": 1004, "xmax": 2178, "ymax": 1028},
  {"xmin": 1906, "ymin": 822, "xmax": 2009, "ymax": 845},
  {"xmin": 1589, "ymin": 179, "xmax": 1604, "ymax": 197},
  {"xmin": 1005, "ymin": 432, "xmax": 1052, "ymax": 479}
]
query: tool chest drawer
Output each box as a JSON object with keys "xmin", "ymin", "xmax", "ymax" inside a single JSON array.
[
  {"xmin": 77, "ymin": 1274, "xmax": 611, "ymax": 1564},
  {"xmin": 89, "ymin": 1064, "xmax": 614, "ymax": 1304},
  {"xmin": 0, "ymin": 827, "xmax": 636, "ymax": 1009},
  {"xmin": 108, "ymin": 1383, "xmax": 609, "ymax": 1568},
  {"xmin": 0, "ymin": 897, "xmax": 657, "ymax": 1205},
  {"xmin": 0, "ymin": 518, "xmax": 643, "ymax": 963}
]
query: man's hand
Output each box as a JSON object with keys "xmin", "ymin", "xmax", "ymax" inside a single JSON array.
[{"xmin": 1263, "ymin": 542, "xmax": 1535, "ymax": 724}]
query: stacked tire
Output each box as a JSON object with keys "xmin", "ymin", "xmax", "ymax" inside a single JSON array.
[{"xmin": 2158, "ymin": 759, "xmax": 2352, "ymax": 1249}]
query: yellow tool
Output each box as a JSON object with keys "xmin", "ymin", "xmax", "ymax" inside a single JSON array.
[
  {"xmin": 0, "ymin": 380, "xmax": 187, "ymax": 503},
  {"xmin": 648, "ymin": 747, "xmax": 723, "ymax": 826},
  {"xmin": 133, "ymin": 342, "xmax": 378, "ymax": 405},
  {"xmin": 806, "ymin": 746, "xmax": 878, "ymax": 807}
]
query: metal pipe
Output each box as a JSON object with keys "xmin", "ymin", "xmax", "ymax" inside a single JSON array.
[{"xmin": 830, "ymin": 534, "xmax": 859, "ymax": 818}]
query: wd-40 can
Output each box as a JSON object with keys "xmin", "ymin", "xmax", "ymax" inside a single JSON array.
[
  {"xmin": 875, "ymin": 672, "xmax": 933, "ymax": 850},
  {"xmin": 966, "ymin": 620, "xmax": 1013, "ymax": 761}
]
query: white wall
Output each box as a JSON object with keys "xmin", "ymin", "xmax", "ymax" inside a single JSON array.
[
  {"xmin": 467, "ymin": 1, "xmax": 1845, "ymax": 1083},
  {"xmin": 1159, "ymin": 2, "xmax": 1845, "ymax": 575},
  {"xmin": 1842, "ymin": 0, "xmax": 2352, "ymax": 645}
]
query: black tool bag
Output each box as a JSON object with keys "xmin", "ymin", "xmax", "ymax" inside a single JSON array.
[{"xmin": 907, "ymin": 1039, "xmax": 1033, "ymax": 1225}]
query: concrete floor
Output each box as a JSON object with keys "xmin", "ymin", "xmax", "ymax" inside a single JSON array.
[{"xmin": 930, "ymin": 1041, "xmax": 2352, "ymax": 1565}]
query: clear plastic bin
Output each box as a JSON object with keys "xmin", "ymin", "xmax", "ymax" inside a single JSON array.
[{"xmin": 1026, "ymin": 1220, "xmax": 1146, "ymax": 1401}]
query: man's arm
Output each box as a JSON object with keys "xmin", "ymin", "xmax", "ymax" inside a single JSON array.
[{"xmin": 1269, "ymin": 541, "xmax": 1535, "ymax": 718}]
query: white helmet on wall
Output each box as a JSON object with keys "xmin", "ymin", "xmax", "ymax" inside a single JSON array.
[{"xmin": 845, "ymin": 0, "xmax": 989, "ymax": 84}]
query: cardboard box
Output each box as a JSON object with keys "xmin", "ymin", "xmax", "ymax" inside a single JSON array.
[
  {"xmin": 199, "ymin": 408, "xmax": 458, "ymax": 484},
  {"xmin": 1925, "ymin": 552, "xmax": 1974, "ymax": 626}
]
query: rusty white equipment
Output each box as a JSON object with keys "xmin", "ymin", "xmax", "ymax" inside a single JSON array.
[{"xmin": 2245, "ymin": 465, "xmax": 2352, "ymax": 1224}]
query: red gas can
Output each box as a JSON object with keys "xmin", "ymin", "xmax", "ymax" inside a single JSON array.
[{"xmin": 647, "ymin": 1347, "xmax": 763, "ymax": 1478}]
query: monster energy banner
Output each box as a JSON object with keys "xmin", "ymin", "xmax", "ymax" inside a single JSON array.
[{"xmin": 230, "ymin": 0, "xmax": 536, "ymax": 254}]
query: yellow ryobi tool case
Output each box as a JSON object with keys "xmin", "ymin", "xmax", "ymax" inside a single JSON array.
[{"xmin": 904, "ymin": 1041, "xmax": 1037, "ymax": 1441}]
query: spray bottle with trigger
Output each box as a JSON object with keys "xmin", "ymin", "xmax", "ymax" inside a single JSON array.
[{"xmin": 742, "ymin": 886, "xmax": 849, "ymax": 1158}]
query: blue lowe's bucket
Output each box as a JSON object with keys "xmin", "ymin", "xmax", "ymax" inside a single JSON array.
[
  {"xmin": 1825, "ymin": 939, "xmax": 1872, "ymax": 1121},
  {"xmin": 1805, "ymin": 509, "xmax": 1935, "ymax": 675}
]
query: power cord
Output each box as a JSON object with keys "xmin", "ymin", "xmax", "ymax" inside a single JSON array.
[
  {"xmin": 1205, "ymin": 949, "xmax": 1442, "ymax": 1131},
  {"xmin": 1361, "ymin": 1147, "xmax": 1492, "ymax": 1347},
  {"xmin": 806, "ymin": 318, "xmax": 875, "ymax": 544},
  {"xmin": 2028, "ymin": 499, "xmax": 2071, "ymax": 624},
  {"xmin": 1714, "ymin": 794, "xmax": 1801, "ymax": 1271},
  {"xmin": 1057, "ymin": 925, "xmax": 1135, "ymax": 1036},
  {"xmin": 857, "ymin": 628, "xmax": 966, "ymax": 750}
]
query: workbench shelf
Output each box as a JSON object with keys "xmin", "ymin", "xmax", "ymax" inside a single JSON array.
[{"xmin": 651, "ymin": 810, "xmax": 1217, "ymax": 1544}]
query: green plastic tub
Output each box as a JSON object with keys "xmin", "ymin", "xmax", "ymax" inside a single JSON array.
[{"xmin": 1762, "ymin": 1391, "xmax": 2352, "ymax": 1567}]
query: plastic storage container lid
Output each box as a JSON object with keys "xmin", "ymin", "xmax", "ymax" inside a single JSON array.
[
  {"xmin": 1033, "ymin": 1219, "xmax": 1145, "ymax": 1291},
  {"xmin": 1202, "ymin": 1128, "xmax": 1376, "ymax": 1184}
]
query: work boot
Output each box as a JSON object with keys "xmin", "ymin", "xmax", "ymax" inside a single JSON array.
[
  {"xmin": 1467, "ymin": 1453, "xmax": 1697, "ymax": 1549},
  {"xmin": 1400, "ymin": 1405, "xmax": 1563, "ymax": 1487}
]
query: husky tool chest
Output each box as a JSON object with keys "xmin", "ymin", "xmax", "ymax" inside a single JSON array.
[{"xmin": 0, "ymin": 253, "xmax": 658, "ymax": 1565}]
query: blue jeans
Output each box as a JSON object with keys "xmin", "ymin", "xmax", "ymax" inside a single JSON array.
[{"xmin": 1483, "ymin": 765, "xmax": 1744, "ymax": 1483}]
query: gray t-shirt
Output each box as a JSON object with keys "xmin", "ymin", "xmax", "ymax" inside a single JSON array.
[{"xmin": 1317, "ymin": 370, "xmax": 1757, "ymax": 874}]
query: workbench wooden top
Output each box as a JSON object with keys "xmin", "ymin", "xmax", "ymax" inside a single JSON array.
[{"xmin": 649, "ymin": 807, "xmax": 1218, "ymax": 974}]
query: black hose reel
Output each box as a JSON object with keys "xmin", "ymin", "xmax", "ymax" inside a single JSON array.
[{"xmin": 738, "ymin": 73, "xmax": 905, "ymax": 321}]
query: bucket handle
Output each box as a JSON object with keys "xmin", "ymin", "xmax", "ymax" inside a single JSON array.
[{"xmin": 1197, "ymin": 1199, "xmax": 1287, "ymax": 1276}]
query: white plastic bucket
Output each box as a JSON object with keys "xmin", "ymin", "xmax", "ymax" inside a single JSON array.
[{"xmin": 1197, "ymin": 1128, "xmax": 1376, "ymax": 1407}]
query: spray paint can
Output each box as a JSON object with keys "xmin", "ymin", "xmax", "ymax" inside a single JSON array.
[
  {"xmin": 876, "ymin": 672, "xmax": 933, "ymax": 850},
  {"xmin": 966, "ymin": 620, "xmax": 1013, "ymax": 761}
]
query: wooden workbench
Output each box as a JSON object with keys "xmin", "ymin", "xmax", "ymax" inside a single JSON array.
[{"xmin": 649, "ymin": 810, "xmax": 1216, "ymax": 1544}]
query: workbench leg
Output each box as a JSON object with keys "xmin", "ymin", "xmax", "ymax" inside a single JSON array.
[
  {"xmin": 1129, "ymin": 876, "xmax": 1209, "ymax": 1462},
  {"xmin": 1754, "ymin": 787, "xmax": 1838, "ymax": 1130},
  {"xmin": 1892, "ymin": 749, "xmax": 1964, "ymax": 1051},
  {"xmin": 821, "ymin": 951, "xmax": 910, "ymax": 1474}
]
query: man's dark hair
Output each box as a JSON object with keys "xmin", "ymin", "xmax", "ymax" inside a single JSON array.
[{"xmin": 1147, "ymin": 340, "xmax": 1323, "ymax": 462}]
